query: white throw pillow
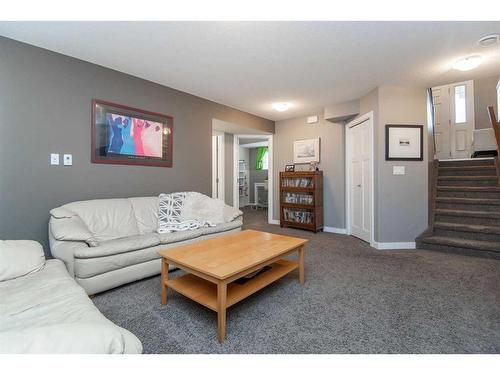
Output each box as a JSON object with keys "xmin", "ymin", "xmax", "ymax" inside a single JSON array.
[
  {"xmin": 0, "ymin": 240, "xmax": 46, "ymax": 282},
  {"xmin": 157, "ymin": 193, "xmax": 201, "ymax": 233}
]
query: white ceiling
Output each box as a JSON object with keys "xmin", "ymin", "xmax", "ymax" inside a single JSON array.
[{"xmin": 1, "ymin": 21, "xmax": 500, "ymax": 121}]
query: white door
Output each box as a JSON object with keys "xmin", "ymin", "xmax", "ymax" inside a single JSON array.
[
  {"xmin": 349, "ymin": 118, "xmax": 372, "ymax": 243},
  {"xmin": 211, "ymin": 132, "xmax": 224, "ymax": 200},
  {"xmin": 432, "ymin": 80, "xmax": 475, "ymax": 159}
]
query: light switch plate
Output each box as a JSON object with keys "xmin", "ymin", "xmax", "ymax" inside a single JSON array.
[
  {"xmin": 50, "ymin": 153, "xmax": 60, "ymax": 165},
  {"xmin": 63, "ymin": 154, "xmax": 73, "ymax": 166},
  {"xmin": 393, "ymin": 166, "xmax": 405, "ymax": 175}
]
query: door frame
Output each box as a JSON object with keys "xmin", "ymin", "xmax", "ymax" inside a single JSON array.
[
  {"xmin": 233, "ymin": 134, "xmax": 274, "ymax": 225},
  {"xmin": 211, "ymin": 130, "xmax": 225, "ymax": 201},
  {"xmin": 432, "ymin": 80, "xmax": 475, "ymax": 160},
  {"xmin": 345, "ymin": 111, "xmax": 375, "ymax": 248}
]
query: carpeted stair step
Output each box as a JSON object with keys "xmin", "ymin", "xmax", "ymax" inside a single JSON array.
[
  {"xmin": 438, "ymin": 165, "xmax": 497, "ymax": 176},
  {"xmin": 437, "ymin": 186, "xmax": 500, "ymax": 199},
  {"xmin": 435, "ymin": 208, "xmax": 500, "ymax": 226},
  {"xmin": 436, "ymin": 196, "xmax": 500, "ymax": 211},
  {"xmin": 437, "ymin": 175, "xmax": 499, "ymax": 187},
  {"xmin": 420, "ymin": 236, "xmax": 500, "ymax": 259},
  {"xmin": 433, "ymin": 221, "xmax": 500, "ymax": 242},
  {"xmin": 439, "ymin": 158, "xmax": 495, "ymax": 167}
]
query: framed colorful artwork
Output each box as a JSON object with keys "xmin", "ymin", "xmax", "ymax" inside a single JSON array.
[{"xmin": 91, "ymin": 99, "xmax": 173, "ymax": 167}]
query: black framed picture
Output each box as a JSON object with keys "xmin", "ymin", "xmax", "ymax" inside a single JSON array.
[
  {"xmin": 92, "ymin": 99, "xmax": 173, "ymax": 167},
  {"xmin": 385, "ymin": 124, "xmax": 423, "ymax": 161},
  {"xmin": 285, "ymin": 164, "xmax": 295, "ymax": 172}
]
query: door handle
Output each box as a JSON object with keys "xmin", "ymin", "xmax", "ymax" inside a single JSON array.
[{"xmin": 357, "ymin": 184, "xmax": 361, "ymax": 188}]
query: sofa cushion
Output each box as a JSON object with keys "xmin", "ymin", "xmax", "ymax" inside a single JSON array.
[
  {"xmin": 74, "ymin": 233, "xmax": 160, "ymax": 259},
  {"xmin": 73, "ymin": 227, "xmax": 242, "ymax": 279},
  {"xmin": 61, "ymin": 198, "xmax": 140, "ymax": 242},
  {"xmin": 0, "ymin": 259, "xmax": 142, "ymax": 354},
  {"xmin": 74, "ymin": 244, "xmax": 165, "ymax": 278},
  {"xmin": 128, "ymin": 196, "xmax": 159, "ymax": 234},
  {"xmin": 156, "ymin": 227, "xmax": 204, "ymax": 244},
  {"xmin": 201, "ymin": 220, "xmax": 243, "ymax": 235},
  {"xmin": 0, "ymin": 240, "xmax": 46, "ymax": 282}
]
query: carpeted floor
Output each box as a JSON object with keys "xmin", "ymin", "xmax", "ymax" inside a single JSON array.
[{"xmin": 92, "ymin": 208, "xmax": 500, "ymax": 353}]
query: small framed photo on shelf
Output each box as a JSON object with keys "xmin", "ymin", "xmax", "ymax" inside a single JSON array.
[
  {"xmin": 385, "ymin": 124, "xmax": 423, "ymax": 161},
  {"xmin": 285, "ymin": 164, "xmax": 295, "ymax": 172},
  {"xmin": 293, "ymin": 138, "xmax": 320, "ymax": 164}
]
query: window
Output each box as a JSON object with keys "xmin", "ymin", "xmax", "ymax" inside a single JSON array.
[
  {"xmin": 454, "ymin": 85, "xmax": 467, "ymax": 124},
  {"xmin": 262, "ymin": 149, "xmax": 269, "ymax": 170},
  {"xmin": 255, "ymin": 146, "xmax": 268, "ymax": 170}
]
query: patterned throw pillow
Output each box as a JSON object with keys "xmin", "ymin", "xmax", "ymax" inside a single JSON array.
[{"xmin": 157, "ymin": 193, "xmax": 201, "ymax": 233}]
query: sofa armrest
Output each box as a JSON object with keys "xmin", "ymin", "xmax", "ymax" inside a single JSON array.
[
  {"xmin": 49, "ymin": 228, "xmax": 89, "ymax": 277},
  {"xmin": 223, "ymin": 205, "xmax": 243, "ymax": 223}
]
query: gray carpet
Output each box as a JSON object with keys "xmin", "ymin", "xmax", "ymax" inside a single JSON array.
[{"xmin": 92, "ymin": 208, "xmax": 500, "ymax": 353}]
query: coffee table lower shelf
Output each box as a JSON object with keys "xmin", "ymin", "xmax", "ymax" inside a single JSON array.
[{"xmin": 165, "ymin": 259, "xmax": 298, "ymax": 311}]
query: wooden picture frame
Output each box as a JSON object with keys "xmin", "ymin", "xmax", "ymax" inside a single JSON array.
[
  {"xmin": 285, "ymin": 164, "xmax": 295, "ymax": 172},
  {"xmin": 385, "ymin": 124, "xmax": 423, "ymax": 161},
  {"xmin": 91, "ymin": 99, "xmax": 173, "ymax": 167},
  {"xmin": 293, "ymin": 138, "xmax": 320, "ymax": 164}
]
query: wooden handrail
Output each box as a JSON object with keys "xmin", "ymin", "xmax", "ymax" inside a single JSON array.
[{"xmin": 487, "ymin": 106, "xmax": 500, "ymax": 153}]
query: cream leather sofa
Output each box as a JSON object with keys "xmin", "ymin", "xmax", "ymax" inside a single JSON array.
[
  {"xmin": 49, "ymin": 196, "xmax": 242, "ymax": 295},
  {"xmin": 0, "ymin": 240, "xmax": 142, "ymax": 354}
]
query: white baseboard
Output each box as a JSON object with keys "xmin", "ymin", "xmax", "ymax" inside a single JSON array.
[
  {"xmin": 323, "ymin": 226, "xmax": 347, "ymax": 234},
  {"xmin": 374, "ymin": 241, "xmax": 416, "ymax": 250},
  {"xmin": 269, "ymin": 219, "xmax": 280, "ymax": 225}
]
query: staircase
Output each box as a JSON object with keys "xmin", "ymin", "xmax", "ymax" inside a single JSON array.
[{"xmin": 417, "ymin": 157, "xmax": 500, "ymax": 258}]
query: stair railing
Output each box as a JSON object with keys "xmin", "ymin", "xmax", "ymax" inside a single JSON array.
[{"xmin": 487, "ymin": 106, "xmax": 500, "ymax": 154}]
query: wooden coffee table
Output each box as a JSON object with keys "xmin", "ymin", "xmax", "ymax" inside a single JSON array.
[{"xmin": 158, "ymin": 229, "xmax": 308, "ymax": 343}]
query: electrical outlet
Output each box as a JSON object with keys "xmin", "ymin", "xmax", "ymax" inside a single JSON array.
[
  {"xmin": 63, "ymin": 154, "xmax": 73, "ymax": 166},
  {"xmin": 50, "ymin": 153, "xmax": 60, "ymax": 165},
  {"xmin": 393, "ymin": 166, "xmax": 405, "ymax": 175}
]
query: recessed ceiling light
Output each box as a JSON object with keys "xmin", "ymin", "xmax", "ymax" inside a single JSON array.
[
  {"xmin": 272, "ymin": 102, "xmax": 292, "ymax": 112},
  {"xmin": 478, "ymin": 34, "xmax": 500, "ymax": 47},
  {"xmin": 452, "ymin": 55, "xmax": 483, "ymax": 71}
]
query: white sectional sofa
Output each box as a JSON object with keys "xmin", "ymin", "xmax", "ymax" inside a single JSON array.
[
  {"xmin": 49, "ymin": 196, "xmax": 242, "ymax": 295},
  {"xmin": 0, "ymin": 240, "xmax": 142, "ymax": 354}
]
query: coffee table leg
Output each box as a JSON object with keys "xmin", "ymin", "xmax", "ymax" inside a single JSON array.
[
  {"xmin": 161, "ymin": 258, "xmax": 169, "ymax": 305},
  {"xmin": 298, "ymin": 245, "xmax": 305, "ymax": 284},
  {"xmin": 217, "ymin": 282, "xmax": 227, "ymax": 343}
]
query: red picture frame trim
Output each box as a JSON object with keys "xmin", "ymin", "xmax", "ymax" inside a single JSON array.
[{"xmin": 91, "ymin": 99, "xmax": 174, "ymax": 167}]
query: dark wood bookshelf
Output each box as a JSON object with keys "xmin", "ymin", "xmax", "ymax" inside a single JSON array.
[{"xmin": 279, "ymin": 171, "xmax": 323, "ymax": 232}]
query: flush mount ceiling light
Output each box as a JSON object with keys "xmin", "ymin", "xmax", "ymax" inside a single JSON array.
[
  {"xmin": 272, "ymin": 102, "xmax": 292, "ymax": 112},
  {"xmin": 478, "ymin": 34, "xmax": 500, "ymax": 47},
  {"xmin": 452, "ymin": 55, "xmax": 483, "ymax": 71}
]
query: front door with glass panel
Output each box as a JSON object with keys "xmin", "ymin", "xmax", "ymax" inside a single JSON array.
[{"xmin": 432, "ymin": 80, "xmax": 475, "ymax": 159}]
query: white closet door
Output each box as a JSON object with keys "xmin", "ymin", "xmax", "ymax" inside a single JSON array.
[{"xmin": 349, "ymin": 119, "xmax": 371, "ymax": 243}]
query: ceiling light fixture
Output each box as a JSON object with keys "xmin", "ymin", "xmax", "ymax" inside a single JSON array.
[
  {"xmin": 272, "ymin": 102, "xmax": 292, "ymax": 112},
  {"xmin": 452, "ymin": 55, "xmax": 483, "ymax": 71},
  {"xmin": 478, "ymin": 34, "xmax": 500, "ymax": 47}
]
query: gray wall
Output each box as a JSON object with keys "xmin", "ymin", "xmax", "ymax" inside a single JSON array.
[
  {"xmin": 0, "ymin": 37, "xmax": 273, "ymax": 255},
  {"xmin": 273, "ymin": 113, "xmax": 345, "ymax": 229},
  {"xmin": 376, "ymin": 86, "xmax": 428, "ymax": 242},
  {"xmin": 474, "ymin": 75, "xmax": 499, "ymax": 129},
  {"xmin": 248, "ymin": 147, "xmax": 268, "ymax": 203}
]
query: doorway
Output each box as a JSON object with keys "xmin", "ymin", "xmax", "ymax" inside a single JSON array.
[
  {"xmin": 211, "ymin": 130, "xmax": 224, "ymax": 201},
  {"xmin": 346, "ymin": 112, "xmax": 374, "ymax": 246},
  {"xmin": 233, "ymin": 134, "xmax": 274, "ymax": 225},
  {"xmin": 432, "ymin": 80, "xmax": 475, "ymax": 159}
]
